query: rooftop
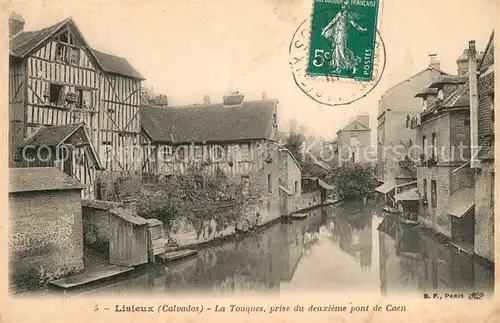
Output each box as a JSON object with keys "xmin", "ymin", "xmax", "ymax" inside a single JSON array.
[
  {"xmin": 141, "ymin": 100, "xmax": 278, "ymax": 143},
  {"xmin": 9, "ymin": 17, "xmax": 144, "ymax": 80},
  {"xmin": 428, "ymin": 75, "xmax": 468, "ymax": 88},
  {"xmin": 92, "ymin": 49, "xmax": 145, "ymax": 80},
  {"xmin": 9, "ymin": 167, "xmax": 86, "ymax": 193},
  {"xmin": 23, "ymin": 123, "xmax": 84, "ymax": 147}
]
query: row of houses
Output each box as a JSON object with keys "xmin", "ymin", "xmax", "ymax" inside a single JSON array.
[
  {"xmin": 8, "ymin": 13, "xmax": 337, "ymax": 291},
  {"xmin": 374, "ymin": 32, "xmax": 495, "ymax": 264}
]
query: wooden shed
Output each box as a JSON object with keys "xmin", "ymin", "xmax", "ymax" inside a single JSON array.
[{"xmin": 108, "ymin": 207, "xmax": 149, "ymax": 266}]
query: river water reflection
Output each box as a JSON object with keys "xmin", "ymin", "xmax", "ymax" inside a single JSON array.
[{"xmin": 83, "ymin": 201, "xmax": 494, "ymax": 297}]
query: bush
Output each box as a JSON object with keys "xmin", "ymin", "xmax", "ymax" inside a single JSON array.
[
  {"xmin": 327, "ymin": 163, "xmax": 378, "ymax": 200},
  {"xmin": 136, "ymin": 164, "xmax": 260, "ymax": 239}
]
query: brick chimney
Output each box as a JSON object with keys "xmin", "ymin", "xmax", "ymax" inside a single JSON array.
[
  {"xmin": 223, "ymin": 91, "xmax": 244, "ymax": 106},
  {"xmin": 428, "ymin": 53, "xmax": 441, "ymax": 70},
  {"xmin": 9, "ymin": 12, "xmax": 25, "ymax": 37},
  {"xmin": 356, "ymin": 115, "xmax": 369, "ymax": 129},
  {"xmin": 468, "ymin": 40, "xmax": 480, "ymax": 169}
]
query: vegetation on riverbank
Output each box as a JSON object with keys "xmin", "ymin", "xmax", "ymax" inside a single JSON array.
[
  {"xmin": 96, "ymin": 164, "xmax": 265, "ymax": 239},
  {"xmin": 326, "ymin": 163, "xmax": 378, "ymax": 200},
  {"xmin": 137, "ymin": 165, "xmax": 261, "ymax": 238}
]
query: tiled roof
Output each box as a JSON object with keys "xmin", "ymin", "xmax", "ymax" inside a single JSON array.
[
  {"xmin": 92, "ymin": 49, "xmax": 145, "ymax": 80},
  {"xmin": 9, "ymin": 17, "xmax": 144, "ymax": 80},
  {"xmin": 23, "ymin": 123, "xmax": 84, "ymax": 147},
  {"xmin": 141, "ymin": 100, "xmax": 277, "ymax": 143},
  {"xmin": 337, "ymin": 120, "xmax": 371, "ymax": 133},
  {"xmin": 21, "ymin": 122, "xmax": 104, "ymax": 169},
  {"xmin": 422, "ymin": 83, "xmax": 470, "ymax": 117},
  {"xmin": 9, "ymin": 18, "xmax": 69, "ymax": 57},
  {"xmin": 440, "ymin": 84, "xmax": 470, "ymax": 108},
  {"xmin": 428, "ymin": 75, "xmax": 467, "ymax": 88},
  {"xmin": 9, "ymin": 167, "xmax": 86, "ymax": 193}
]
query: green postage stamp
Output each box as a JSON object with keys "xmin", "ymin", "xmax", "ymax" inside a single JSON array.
[{"xmin": 307, "ymin": 0, "xmax": 380, "ymax": 81}]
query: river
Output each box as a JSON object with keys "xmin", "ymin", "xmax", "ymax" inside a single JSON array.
[{"xmin": 74, "ymin": 200, "xmax": 494, "ymax": 297}]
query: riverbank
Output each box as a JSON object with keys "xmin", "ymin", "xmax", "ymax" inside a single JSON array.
[
  {"xmin": 168, "ymin": 198, "xmax": 341, "ymax": 253},
  {"xmin": 55, "ymin": 200, "xmax": 496, "ymax": 296}
]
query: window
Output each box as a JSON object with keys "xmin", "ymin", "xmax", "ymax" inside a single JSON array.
[
  {"xmin": 239, "ymin": 144, "xmax": 250, "ymax": 160},
  {"xmin": 74, "ymin": 149, "xmax": 85, "ymax": 166},
  {"xmin": 437, "ymin": 89, "xmax": 444, "ymax": 100},
  {"xmin": 215, "ymin": 146, "xmax": 226, "ymax": 160},
  {"xmin": 423, "ymin": 178, "xmax": 428, "ymax": 203},
  {"xmin": 464, "ymin": 118, "xmax": 470, "ymax": 126},
  {"xmin": 422, "ymin": 135, "xmax": 427, "ymax": 156},
  {"xmin": 431, "ymin": 180, "xmax": 437, "ymax": 208},
  {"xmin": 55, "ymin": 43, "xmax": 66, "ymax": 62},
  {"xmin": 77, "ymin": 89, "xmax": 93, "ymax": 110},
  {"xmin": 431, "ymin": 132, "xmax": 437, "ymax": 159},
  {"xmin": 350, "ymin": 136, "xmax": 359, "ymax": 146},
  {"xmin": 68, "ymin": 47, "xmax": 80, "ymax": 65},
  {"xmin": 194, "ymin": 146, "xmax": 203, "ymax": 160},
  {"xmin": 294, "ymin": 181, "xmax": 298, "ymax": 195},
  {"xmin": 267, "ymin": 174, "xmax": 272, "ymax": 194},
  {"xmin": 272, "ymin": 114, "xmax": 277, "ymax": 127},
  {"xmin": 423, "ymin": 99, "xmax": 428, "ymax": 111},
  {"xmin": 177, "ymin": 146, "xmax": 186, "ymax": 160},
  {"xmin": 351, "ymin": 152, "xmax": 356, "ymax": 163},
  {"xmin": 161, "ymin": 146, "xmax": 172, "ymax": 160},
  {"xmin": 49, "ymin": 83, "xmax": 64, "ymax": 105}
]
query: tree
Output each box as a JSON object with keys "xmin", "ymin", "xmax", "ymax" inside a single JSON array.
[
  {"xmin": 327, "ymin": 163, "xmax": 378, "ymax": 200},
  {"xmin": 284, "ymin": 131, "xmax": 305, "ymax": 161},
  {"xmin": 149, "ymin": 94, "xmax": 169, "ymax": 106}
]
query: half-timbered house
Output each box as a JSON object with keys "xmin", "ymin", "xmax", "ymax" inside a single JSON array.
[
  {"xmin": 9, "ymin": 13, "xmax": 145, "ymax": 198},
  {"xmin": 141, "ymin": 92, "xmax": 281, "ymax": 222}
]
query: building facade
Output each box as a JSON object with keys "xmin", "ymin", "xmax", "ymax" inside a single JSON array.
[
  {"xmin": 9, "ymin": 167, "xmax": 86, "ymax": 293},
  {"xmin": 141, "ymin": 93, "xmax": 281, "ymax": 223},
  {"xmin": 336, "ymin": 115, "xmax": 372, "ymax": 164},
  {"xmin": 377, "ymin": 55, "xmax": 447, "ymax": 183},
  {"xmin": 278, "ymin": 148, "xmax": 302, "ymax": 215},
  {"xmin": 9, "ymin": 14, "xmax": 144, "ymax": 198},
  {"xmin": 412, "ymin": 57, "xmax": 478, "ymax": 248},
  {"xmin": 470, "ymin": 33, "xmax": 495, "ymax": 263}
]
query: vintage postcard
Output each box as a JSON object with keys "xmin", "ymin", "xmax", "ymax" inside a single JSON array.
[{"xmin": 1, "ymin": 0, "xmax": 498, "ymax": 322}]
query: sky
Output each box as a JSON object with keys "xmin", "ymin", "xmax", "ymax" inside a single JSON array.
[{"xmin": 9, "ymin": 0, "xmax": 498, "ymax": 141}]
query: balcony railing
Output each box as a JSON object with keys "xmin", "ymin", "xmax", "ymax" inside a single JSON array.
[{"xmin": 419, "ymin": 153, "xmax": 438, "ymax": 167}]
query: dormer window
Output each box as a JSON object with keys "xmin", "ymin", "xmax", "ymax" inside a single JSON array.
[
  {"xmin": 437, "ymin": 89, "xmax": 444, "ymax": 100},
  {"xmin": 422, "ymin": 99, "xmax": 428, "ymax": 111},
  {"xmin": 54, "ymin": 28, "xmax": 80, "ymax": 65}
]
